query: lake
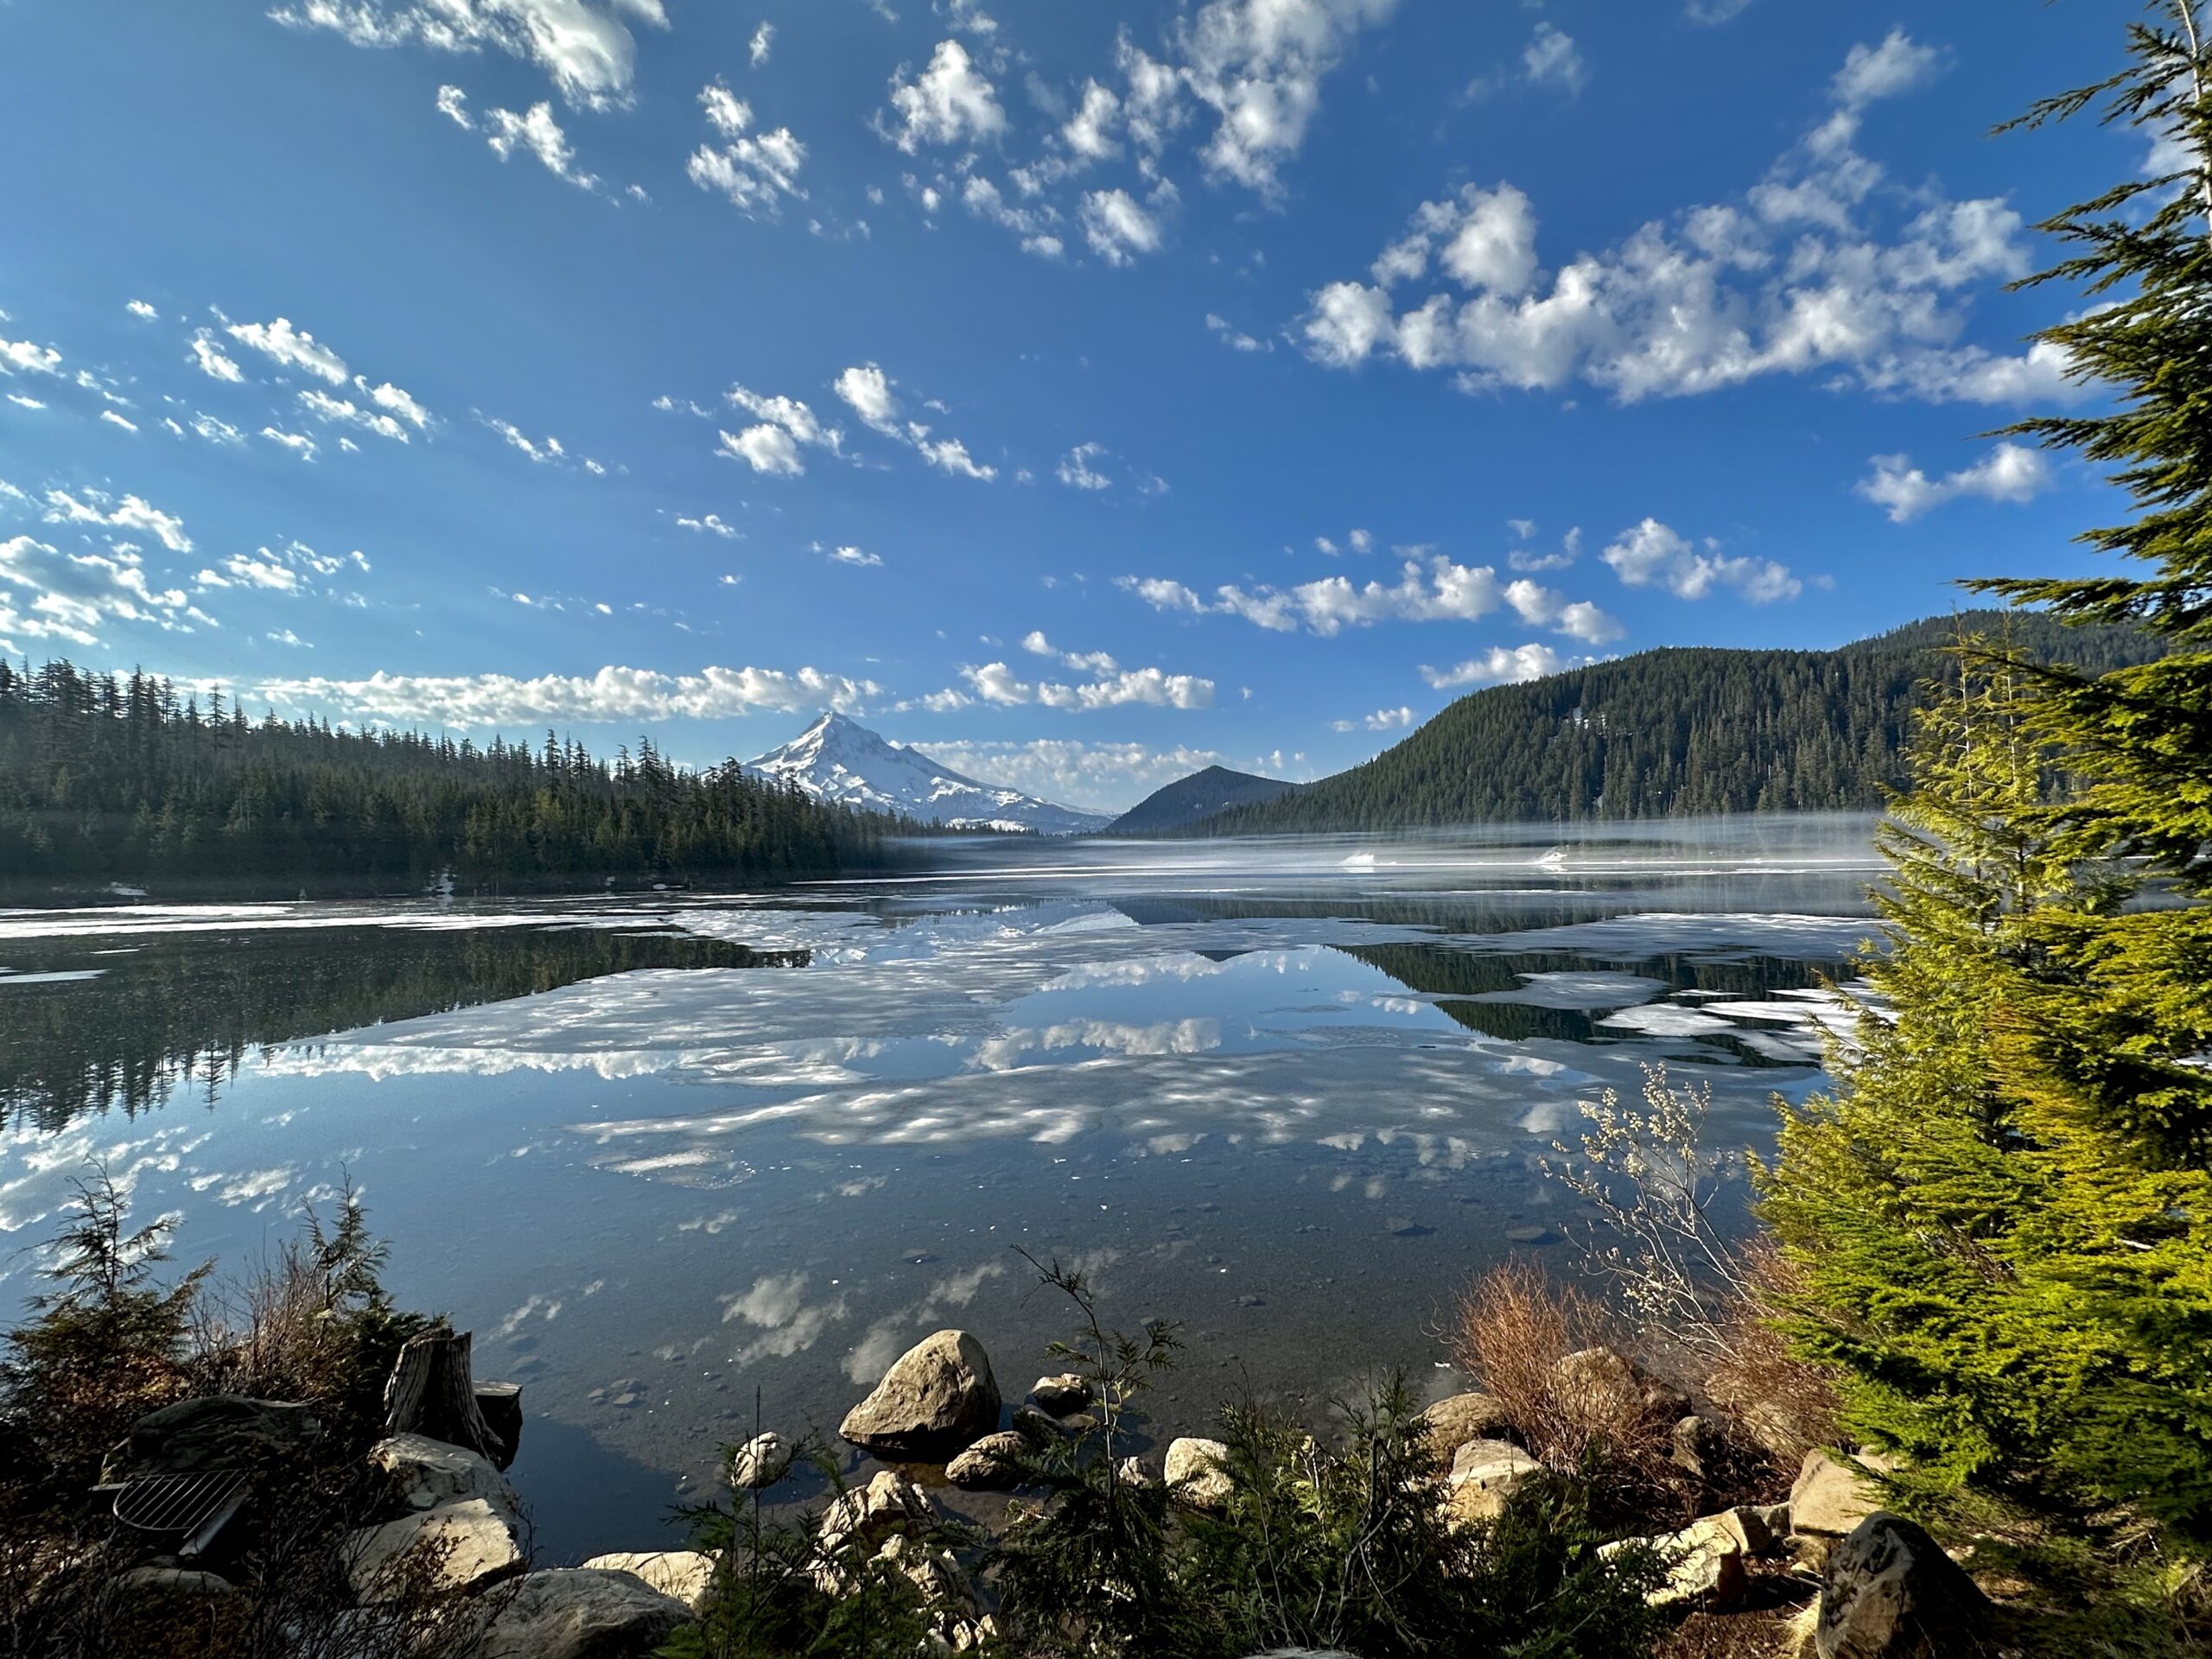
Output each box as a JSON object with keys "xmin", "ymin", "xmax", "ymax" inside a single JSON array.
[{"xmin": 0, "ymin": 815, "xmax": 1885, "ymax": 1560}]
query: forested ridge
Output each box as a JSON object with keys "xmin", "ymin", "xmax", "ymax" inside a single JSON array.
[
  {"xmin": 0, "ymin": 659, "xmax": 920, "ymax": 887},
  {"xmin": 1171, "ymin": 610, "xmax": 2164, "ymax": 834}
]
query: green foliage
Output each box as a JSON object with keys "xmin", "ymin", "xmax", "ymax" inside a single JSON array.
[
  {"xmin": 1170, "ymin": 611, "xmax": 2164, "ymax": 835},
  {"xmin": 0, "ymin": 658, "xmax": 919, "ymax": 889}
]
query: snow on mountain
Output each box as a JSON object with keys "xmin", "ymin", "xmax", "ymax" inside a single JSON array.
[{"xmin": 745, "ymin": 713, "xmax": 1111, "ymax": 836}]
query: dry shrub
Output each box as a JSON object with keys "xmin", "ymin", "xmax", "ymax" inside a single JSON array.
[
  {"xmin": 1452, "ymin": 1260, "xmax": 1675, "ymax": 1501},
  {"xmin": 1702, "ymin": 1240, "xmax": 1840, "ymax": 1467}
]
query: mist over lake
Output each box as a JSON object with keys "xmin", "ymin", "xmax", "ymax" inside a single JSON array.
[{"xmin": 0, "ymin": 814, "xmax": 1882, "ymax": 1559}]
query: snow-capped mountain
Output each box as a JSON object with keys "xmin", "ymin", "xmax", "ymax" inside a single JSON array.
[{"xmin": 745, "ymin": 713, "xmax": 1112, "ymax": 836}]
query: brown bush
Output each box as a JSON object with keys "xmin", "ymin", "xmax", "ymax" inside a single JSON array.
[
  {"xmin": 1451, "ymin": 1260, "xmax": 1675, "ymax": 1505},
  {"xmin": 1701, "ymin": 1242, "xmax": 1840, "ymax": 1466}
]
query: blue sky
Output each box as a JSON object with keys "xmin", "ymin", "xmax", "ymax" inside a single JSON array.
[{"xmin": 0, "ymin": 0, "xmax": 2146, "ymax": 811}]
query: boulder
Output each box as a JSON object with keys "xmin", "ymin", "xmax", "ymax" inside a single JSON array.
[
  {"xmin": 1701, "ymin": 1504, "xmax": 1781, "ymax": 1558},
  {"xmin": 1553, "ymin": 1347, "xmax": 1643, "ymax": 1423},
  {"xmin": 1601, "ymin": 1516, "xmax": 1749, "ymax": 1608},
  {"xmin": 1011, "ymin": 1404, "xmax": 1067, "ymax": 1444},
  {"xmin": 1116, "ymin": 1456, "xmax": 1157, "ymax": 1491},
  {"xmin": 818, "ymin": 1470, "xmax": 937, "ymax": 1555},
  {"xmin": 1443, "ymin": 1438, "xmax": 1543, "ymax": 1525},
  {"xmin": 1419, "ymin": 1389, "xmax": 1515, "ymax": 1458},
  {"xmin": 102, "ymin": 1395, "xmax": 321, "ymax": 1483},
  {"xmin": 946, "ymin": 1431, "xmax": 1030, "ymax": 1491},
  {"xmin": 581, "ymin": 1551, "xmax": 718, "ymax": 1615},
  {"xmin": 728, "ymin": 1432, "xmax": 792, "ymax": 1490},
  {"xmin": 1670, "ymin": 1413, "xmax": 1719, "ymax": 1480},
  {"xmin": 347, "ymin": 1497, "xmax": 525, "ymax": 1599},
  {"xmin": 475, "ymin": 1382, "xmax": 524, "ymax": 1470},
  {"xmin": 1816, "ymin": 1512, "xmax": 1990, "ymax": 1659},
  {"xmin": 113, "ymin": 1567, "xmax": 239, "ymax": 1599},
  {"xmin": 477, "ymin": 1567, "xmax": 693, "ymax": 1659},
  {"xmin": 1030, "ymin": 1373, "xmax": 1090, "ymax": 1414},
  {"xmin": 1791, "ymin": 1451, "xmax": 1883, "ymax": 1537},
  {"xmin": 1164, "ymin": 1438, "xmax": 1233, "ymax": 1511},
  {"xmin": 838, "ymin": 1330, "xmax": 1001, "ymax": 1457},
  {"xmin": 369, "ymin": 1433, "xmax": 518, "ymax": 1516}
]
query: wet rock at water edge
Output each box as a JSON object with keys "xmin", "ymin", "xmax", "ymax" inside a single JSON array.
[
  {"xmin": 839, "ymin": 1330, "xmax": 1001, "ymax": 1458},
  {"xmin": 728, "ymin": 1431, "xmax": 792, "ymax": 1490},
  {"xmin": 947, "ymin": 1431, "xmax": 1030, "ymax": 1491},
  {"xmin": 1419, "ymin": 1390, "xmax": 1515, "ymax": 1459},
  {"xmin": 476, "ymin": 1567, "xmax": 695, "ymax": 1659},
  {"xmin": 1029, "ymin": 1373, "xmax": 1090, "ymax": 1414},
  {"xmin": 581, "ymin": 1550, "xmax": 719, "ymax": 1615}
]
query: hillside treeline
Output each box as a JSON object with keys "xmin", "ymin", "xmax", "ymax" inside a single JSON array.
[
  {"xmin": 1176, "ymin": 611, "xmax": 2163, "ymax": 834},
  {"xmin": 0, "ymin": 659, "xmax": 914, "ymax": 887}
]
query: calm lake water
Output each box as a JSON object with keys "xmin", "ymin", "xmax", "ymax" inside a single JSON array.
[{"xmin": 0, "ymin": 816, "xmax": 1885, "ymax": 1559}]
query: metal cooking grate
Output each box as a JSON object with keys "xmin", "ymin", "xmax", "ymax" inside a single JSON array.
[{"xmin": 113, "ymin": 1471, "xmax": 251, "ymax": 1543}]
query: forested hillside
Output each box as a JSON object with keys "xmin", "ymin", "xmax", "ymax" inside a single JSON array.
[
  {"xmin": 0, "ymin": 659, "xmax": 918, "ymax": 888},
  {"xmin": 1172, "ymin": 611, "xmax": 2163, "ymax": 834}
]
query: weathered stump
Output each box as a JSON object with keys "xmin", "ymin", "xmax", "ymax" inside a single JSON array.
[{"xmin": 384, "ymin": 1330, "xmax": 505, "ymax": 1464}]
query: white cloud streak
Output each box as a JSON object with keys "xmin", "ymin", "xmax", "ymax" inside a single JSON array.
[{"xmin": 257, "ymin": 663, "xmax": 882, "ymax": 728}]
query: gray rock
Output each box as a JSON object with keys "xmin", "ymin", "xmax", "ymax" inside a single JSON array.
[
  {"xmin": 838, "ymin": 1330, "xmax": 1001, "ymax": 1457},
  {"xmin": 347, "ymin": 1497, "xmax": 525, "ymax": 1599},
  {"xmin": 477, "ymin": 1567, "xmax": 693, "ymax": 1659},
  {"xmin": 1011, "ymin": 1404, "xmax": 1066, "ymax": 1444},
  {"xmin": 1817, "ymin": 1512, "xmax": 1990, "ymax": 1658},
  {"xmin": 1601, "ymin": 1514, "xmax": 1748, "ymax": 1608},
  {"xmin": 1791, "ymin": 1450, "xmax": 1883, "ymax": 1537},
  {"xmin": 113, "ymin": 1567, "xmax": 239, "ymax": 1599},
  {"xmin": 1443, "ymin": 1438, "xmax": 1542, "ymax": 1524},
  {"xmin": 1164, "ymin": 1437, "xmax": 1233, "ymax": 1511},
  {"xmin": 946, "ymin": 1431, "xmax": 1030, "ymax": 1491},
  {"xmin": 1030, "ymin": 1373, "xmax": 1090, "ymax": 1414},
  {"xmin": 1553, "ymin": 1347, "xmax": 1643, "ymax": 1421},
  {"xmin": 818, "ymin": 1470, "xmax": 937, "ymax": 1554},
  {"xmin": 369, "ymin": 1433, "xmax": 517, "ymax": 1516},
  {"xmin": 102, "ymin": 1395, "xmax": 321, "ymax": 1482},
  {"xmin": 728, "ymin": 1431, "xmax": 792, "ymax": 1490},
  {"xmin": 1418, "ymin": 1390, "xmax": 1515, "ymax": 1458},
  {"xmin": 580, "ymin": 1551, "xmax": 718, "ymax": 1615}
]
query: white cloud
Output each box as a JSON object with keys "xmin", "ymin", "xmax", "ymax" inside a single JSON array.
[
  {"xmin": 435, "ymin": 83, "xmax": 473, "ymax": 125},
  {"xmin": 1120, "ymin": 554, "xmax": 1607, "ymax": 640},
  {"xmin": 0, "ymin": 534, "xmax": 198, "ymax": 648},
  {"xmin": 1601, "ymin": 518, "xmax": 1802, "ymax": 602},
  {"xmin": 1686, "ymin": 0, "xmax": 1755, "ymax": 22},
  {"xmin": 41, "ymin": 488, "xmax": 193, "ymax": 553},
  {"xmin": 99, "ymin": 410, "xmax": 139, "ymax": 434},
  {"xmin": 257, "ymin": 663, "xmax": 882, "ymax": 728},
  {"xmin": 1205, "ymin": 313, "xmax": 1270, "ymax": 353},
  {"xmin": 1, "ymin": 334, "xmax": 63, "ymax": 378},
  {"xmin": 1020, "ymin": 630, "xmax": 1118, "ymax": 674},
  {"xmin": 962, "ymin": 175, "xmax": 1065, "ymax": 257},
  {"xmin": 267, "ymin": 628, "xmax": 311, "ymax": 647},
  {"xmin": 814, "ymin": 542, "xmax": 882, "ymax": 569},
  {"xmin": 125, "ymin": 300, "xmax": 160, "ymax": 321},
  {"xmin": 227, "ymin": 317, "xmax": 349, "ymax": 385},
  {"xmin": 1421, "ymin": 644, "xmax": 1567, "ymax": 688},
  {"xmin": 960, "ymin": 660, "xmax": 1214, "ymax": 711},
  {"xmin": 1057, "ymin": 442, "xmax": 1111, "ymax": 490},
  {"xmin": 1176, "ymin": 0, "xmax": 1398, "ymax": 195},
  {"xmin": 186, "ymin": 413, "xmax": 245, "ymax": 445},
  {"xmin": 913, "ymin": 737, "xmax": 1277, "ymax": 813},
  {"xmin": 189, "ymin": 331, "xmax": 245, "ymax": 383},
  {"xmin": 262, "ymin": 427, "xmax": 319, "ymax": 461},
  {"xmin": 676, "ymin": 512, "xmax": 741, "ymax": 538},
  {"xmin": 484, "ymin": 101, "xmax": 601, "ymax": 191},
  {"xmin": 716, "ymin": 383, "xmax": 841, "ymax": 476},
  {"xmin": 480, "ymin": 414, "xmax": 601, "ymax": 471},
  {"xmin": 832, "ymin": 363, "xmax": 901, "ymax": 434},
  {"xmin": 688, "ymin": 81, "xmax": 805, "ymax": 215},
  {"xmin": 1295, "ymin": 37, "xmax": 2061, "ymax": 408},
  {"xmin": 9, "ymin": 393, "xmax": 47, "ymax": 410},
  {"xmin": 879, "ymin": 39, "xmax": 1006, "ymax": 153},
  {"xmin": 359, "ymin": 378, "xmax": 431, "ymax": 429},
  {"xmin": 749, "ymin": 20, "xmax": 773, "ymax": 65},
  {"xmin": 1522, "ymin": 23, "xmax": 1586, "ymax": 96},
  {"xmin": 1857, "ymin": 442, "xmax": 2050, "ymax": 523},
  {"xmin": 830, "ymin": 363, "xmax": 995, "ymax": 480},
  {"xmin": 299, "ymin": 388, "xmax": 409, "ymax": 442},
  {"xmin": 1331, "ymin": 704, "xmax": 1413, "ymax": 733},
  {"xmin": 1063, "ymin": 79, "xmax": 1122, "ymax": 162},
  {"xmin": 213, "ymin": 554, "xmax": 302, "ymax": 592},
  {"xmin": 268, "ymin": 0, "xmax": 665, "ymax": 111},
  {"xmin": 1080, "ymin": 188, "xmax": 1162, "ymax": 266},
  {"xmin": 1833, "ymin": 29, "xmax": 1943, "ymax": 111}
]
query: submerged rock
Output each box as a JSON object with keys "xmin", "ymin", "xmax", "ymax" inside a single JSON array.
[
  {"xmin": 478, "ymin": 1567, "xmax": 693, "ymax": 1659},
  {"xmin": 839, "ymin": 1330, "xmax": 1001, "ymax": 1457},
  {"xmin": 1816, "ymin": 1512, "xmax": 1990, "ymax": 1658}
]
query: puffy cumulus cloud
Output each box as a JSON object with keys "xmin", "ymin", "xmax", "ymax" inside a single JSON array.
[
  {"xmin": 267, "ymin": 0, "xmax": 666, "ymax": 111},
  {"xmin": 1522, "ymin": 22, "xmax": 1586, "ymax": 96},
  {"xmin": 435, "ymin": 83, "xmax": 472, "ymax": 125},
  {"xmin": 676, "ymin": 512, "xmax": 740, "ymax": 539},
  {"xmin": 1294, "ymin": 35, "xmax": 2075, "ymax": 408},
  {"xmin": 830, "ymin": 362, "xmax": 996, "ymax": 480},
  {"xmin": 1421, "ymin": 644, "xmax": 1568, "ymax": 688},
  {"xmin": 189, "ymin": 330, "xmax": 244, "ymax": 383},
  {"xmin": 1601, "ymin": 518, "xmax": 1802, "ymax": 602},
  {"xmin": 749, "ymin": 20, "xmax": 773, "ymax": 64},
  {"xmin": 125, "ymin": 300, "xmax": 160, "ymax": 321},
  {"xmin": 40, "ymin": 488, "xmax": 192, "ymax": 553},
  {"xmin": 1832, "ymin": 28, "xmax": 1945, "ymax": 110},
  {"xmin": 688, "ymin": 80, "xmax": 805, "ymax": 216},
  {"xmin": 195, "ymin": 541, "xmax": 370, "ymax": 595},
  {"xmin": 908, "ymin": 738, "xmax": 1255, "ymax": 813},
  {"xmin": 1, "ymin": 334, "xmax": 64, "ymax": 378},
  {"xmin": 1020, "ymin": 630, "xmax": 1119, "ymax": 674},
  {"xmin": 1176, "ymin": 0, "xmax": 1398, "ymax": 195},
  {"xmin": 816, "ymin": 542, "xmax": 882, "ymax": 568},
  {"xmin": 299, "ymin": 388, "xmax": 410, "ymax": 442},
  {"xmin": 878, "ymin": 39, "xmax": 1006, "ymax": 153},
  {"xmin": 483, "ymin": 100, "xmax": 601, "ymax": 191},
  {"xmin": 1080, "ymin": 188, "xmax": 1163, "ymax": 266},
  {"xmin": 1119, "ymin": 554, "xmax": 1614, "ymax": 641},
  {"xmin": 1857, "ymin": 442, "xmax": 2050, "ymax": 524},
  {"xmin": 716, "ymin": 382, "xmax": 842, "ymax": 476},
  {"xmin": 960, "ymin": 659, "xmax": 1214, "ymax": 711},
  {"xmin": 0, "ymin": 534, "xmax": 200, "ymax": 649},
  {"xmin": 1330, "ymin": 705, "xmax": 1414, "ymax": 733},
  {"xmin": 256, "ymin": 663, "xmax": 882, "ymax": 728},
  {"xmin": 226, "ymin": 317, "xmax": 349, "ymax": 385}
]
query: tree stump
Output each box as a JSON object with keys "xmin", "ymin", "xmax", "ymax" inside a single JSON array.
[{"xmin": 383, "ymin": 1330, "xmax": 505, "ymax": 1464}]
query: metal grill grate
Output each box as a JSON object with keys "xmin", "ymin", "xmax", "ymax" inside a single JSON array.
[{"xmin": 113, "ymin": 1470, "xmax": 251, "ymax": 1555}]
